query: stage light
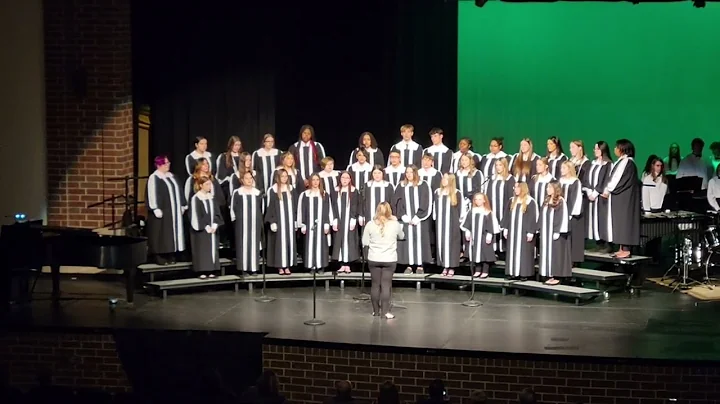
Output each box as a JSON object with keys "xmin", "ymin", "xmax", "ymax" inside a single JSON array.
[
  {"xmin": 475, "ymin": 0, "xmax": 488, "ymax": 8},
  {"xmin": 14, "ymin": 213, "xmax": 27, "ymax": 223}
]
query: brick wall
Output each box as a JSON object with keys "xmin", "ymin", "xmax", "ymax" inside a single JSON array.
[
  {"xmin": 44, "ymin": 0, "xmax": 134, "ymax": 228},
  {"xmin": 263, "ymin": 344, "xmax": 719, "ymax": 404},
  {"xmin": 0, "ymin": 331, "xmax": 131, "ymax": 392}
]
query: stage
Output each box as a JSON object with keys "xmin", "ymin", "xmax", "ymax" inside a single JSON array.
[{"xmin": 5, "ymin": 274, "xmax": 720, "ymax": 362}]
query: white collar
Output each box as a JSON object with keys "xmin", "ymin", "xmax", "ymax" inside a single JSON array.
[
  {"xmin": 471, "ymin": 207, "xmax": 490, "ymax": 214},
  {"xmin": 535, "ymin": 173, "xmax": 553, "ymax": 181},
  {"xmin": 592, "ymin": 159, "xmax": 609, "ymax": 166},
  {"xmin": 350, "ymin": 162, "xmax": 372, "ymax": 171},
  {"xmin": 385, "ymin": 164, "xmax": 405, "ymax": 173},
  {"xmin": 426, "ymin": 144, "xmax": 449, "ymax": 153},
  {"xmin": 319, "ymin": 170, "xmax": 339, "ymax": 178},
  {"xmin": 418, "ymin": 167, "xmax": 437, "ymax": 175},
  {"xmin": 486, "ymin": 151, "xmax": 507, "ymax": 159},
  {"xmin": 236, "ymin": 187, "xmax": 261, "ymax": 196},
  {"xmin": 194, "ymin": 191, "xmax": 213, "ymax": 201},
  {"xmin": 299, "ymin": 141, "xmax": 313, "ymax": 147},
  {"xmin": 571, "ymin": 156, "xmax": 588, "ymax": 164},
  {"xmin": 394, "ymin": 140, "xmax": 420, "ymax": 151},
  {"xmin": 153, "ymin": 170, "xmax": 172, "ymax": 179},
  {"xmin": 559, "ymin": 177, "xmax": 578, "ymax": 185},
  {"xmin": 304, "ymin": 189, "xmax": 322, "ymax": 197},
  {"xmin": 271, "ymin": 183, "xmax": 293, "ymax": 193},
  {"xmin": 256, "ymin": 148, "xmax": 279, "ymax": 157},
  {"xmin": 190, "ymin": 150, "xmax": 211, "ymax": 159},
  {"xmin": 336, "ymin": 185, "xmax": 356, "ymax": 193},
  {"xmin": 548, "ymin": 153, "xmax": 566, "ymax": 161},
  {"xmin": 367, "ymin": 180, "xmax": 390, "ymax": 187},
  {"xmin": 454, "ymin": 150, "xmax": 475, "ymax": 157}
]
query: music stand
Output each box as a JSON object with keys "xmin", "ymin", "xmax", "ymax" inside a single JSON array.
[{"xmin": 674, "ymin": 176, "xmax": 702, "ymax": 212}]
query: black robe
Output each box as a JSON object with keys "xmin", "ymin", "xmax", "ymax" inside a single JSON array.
[
  {"xmin": 538, "ymin": 199, "xmax": 571, "ymax": 278},
  {"xmin": 585, "ymin": 160, "xmax": 611, "ymax": 241},
  {"xmin": 348, "ymin": 147, "xmax": 385, "ymax": 168},
  {"xmin": 362, "ymin": 181, "xmax": 395, "ymax": 223},
  {"xmin": 390, "ymin": 140, "xmax": 423, "ymax": 168},
  {"xmin": 265, "ymin": 185, "xmax": 298, "ymax": 268},
  {"xmin": 331, "ymin": 188, "xmax": 361, "ymax": 263},
  {"xmin": 510, "ymin": 153, "xmax": 540, "ymax": 182},
  {"xmin": 418, "ymin": 168, "xmax": 442, "ymax": 193},
  {"xmin": 347, "ymin": 162, "xmax": 372, "ymax": 196},
  {"xmin": 146, "ymin": 170, "xmax": 187, "ymax": 255},
  {"xmin": 424, "ymin": 144, "xmax": 454, "ymax": 174},
  {"xmin": 184, "ymin": 176, "xmax": 226, "ymax": 209},
  {"xmin": 384, "ymin": 165, "xmax": 405, "ymax": 188},
  {"xmin": 455, "ymin": 169, "xmax": 485, "ymax": 200},
  {"xmin": 479, "ymin": 152, "xmax": 511, "ymax": 182},
  {"xmin": 288, "ymin": 141, "xmax": 327, "ymax": 183},
  {"xmin": 297, "ymin": 191, "xmax": 334, "ymax": 269},
  {"xmin": 560, "ymin": 177, "xmax": 584, "ymax": 263},
  {"xmin": 461, "ymin": 208, "xmax": 500, "ymax": 263},
  {"xmin": 434, "ymin": 189, "xmax": 464, "ymax": 268},
  {"xmin": 189, "ymin": 193, "xmax": 224, "ymax": 272},
  {"xmin": 228, "ymin": 170, "xmax": 264, "ymax": 199},
  {"xmin": 606, "ymin": 157, "xmax": 641, "ymax": 246},
  {"xmin": 216, "ymin": 153, "xmax": 241, "ymax": 185},
  {"xmin": 528, "ymin": 173, "xmax": 554, "ymax": 205},
  {"xmin": 451, "ymin": 151, "xmax": 482, "ymax": 172},
  {"xmin": 547, "ymin": 153, "xmax": 568, "ymax": 180},
  {"xmin": 231, "ymin": 187, "xmax": 264, "ymax": 273},
  {"xmin": 394, "ymin": 181, "xmax": 433, "ymax": 266},
  {"xmin": 275, "ymin": 167, "xmax": 305, "ymax": 197},
  {"xmin": 184, "ymin": 151, "xmax": 213, "ymax": 176},
  {"xmin": 319, "ymin": 171, "xmax": 340, "ymax": 199},
  {"xmin": 503, "ymin": 197, "xmax": 539, "ymax": 277},
  {"xmin": 486, "ymin": 175, "xmax": 516, "ymax": 252},
  {"xmin": 252, "ymin": 148, "xmax": 282, "ymax": 194}
]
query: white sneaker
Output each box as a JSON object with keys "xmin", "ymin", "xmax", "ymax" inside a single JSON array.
[
  {"xmin": 199, "ymin": 275, "xmax": 207, "ymax": 279},
  {"xmin": 385, "ymin": 313, "xmax": 395, "ymax": 319}
]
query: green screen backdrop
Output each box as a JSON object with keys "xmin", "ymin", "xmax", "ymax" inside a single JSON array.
[{"xmin": 458, "ymin": 2, "xmax": 720, "ymax": 170}]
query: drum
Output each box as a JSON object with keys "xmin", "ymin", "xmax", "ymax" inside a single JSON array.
[{"xmin": 705, "ymin": 226, "xmax": 720, "ymax": 249}]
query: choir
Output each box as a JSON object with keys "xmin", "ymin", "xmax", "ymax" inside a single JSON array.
[{"xmin": 145, "ymin": 126, "xmax": 642, "ymax": 283}]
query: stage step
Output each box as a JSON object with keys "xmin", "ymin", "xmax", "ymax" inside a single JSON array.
[
  {"xmin": 239, "ymin": 272, "xmax": 334, "ymax": 291},
  {"xmin": 571, "ymin": 267, "xmax": 627, "ymax": 289},
  {"xmin": 336, "ymin": 272, "xmax": 430, "ymax": 290},
  {"xmin": 138, "ymin": 258, "xmax": 234, "ymax": 281},
  {"xmin": 507, "ymin": 280, "xmax": 601, "ymax": 305},
  {"xmin": 146, "ymin": 275, "xmax": 243, "ymax": 299},
  {"xmin": 583, "ymin": 251, "xmax": 652, "ymax": 265},
  {"xmin": 427, "ymin": 274, "xmax": 515, "ymax": 295}
]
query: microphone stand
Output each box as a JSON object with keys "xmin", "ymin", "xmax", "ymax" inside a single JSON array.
[
  {"xmin": 462, "ymin": 233, "xmax": 481, "ymax": 307},
  {"xmin": 255, "ymin": 219, "xmax": 275, "ymax": 303},
  {"xmin": 305, "ymin": 221, "xmax": 326, "ymax": 326}
]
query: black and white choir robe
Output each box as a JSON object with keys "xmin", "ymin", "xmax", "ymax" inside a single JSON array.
[
  {"xmin": 348, "ymin": 147, "xmax": 385, "ymax": 168},
  {"xmin": 585, "ymin": 159, "xmax": 611, "ymax": 241},
  {"xmin": 230, "ymin": 187, "xmax": 264, "ymax": 273},
  {"xmin": 560, "ymin": 177, "xmax": 585, "ymax": 262},
  {"xmin": 510, "ymin": 153, "xmax": 540, "ymax": 182},
  {"xmin": 455, "ymin": 169, "xmax": 485, "ymax": 200},
  {"xmin": 486, "ymin": 174, "xmax": 516, "ymax": 252},
  {"xmin": 451, "ymin": 150, "xmax": 482, "ymax": 172},
  {"xmin": 288, "ymin": 141, "xmax": 326, "ymax": 183},
  {"xmin": 215, "ymin": 152, "xmax": 241, "ymax": 185},
  {"xmin": 331, "ymin": 187, "xmax": 360, "ymax": 263},
  {"xmin": 146, "ymin": 170, "xmax": 187, "ymax": 255},
  {"xmin": 228, "ymin": 170, "xmax": 263, "ymax": 198},
  {"xmin": 605, "ymin": 156, "xmax": 641, "ymax": 247},
  {"xmin": 275, "ymin": 167, "xmax": 306, "ymax": 197},
  {"xmin": 347, "ymin": 162, "xmax": 372, "ymax": 195},
  {"xmin": 538, "ymin": 199, "xmax": 571, "ymax": 279},
  {"xmin": 189, "ymin": 192, "xmax": 224, "ymax": 272},
  {"xmin": 319, "ymin": 170, "xmax": 340, "ymax": 198},
  {"xmin": 460, "ymin": 207, "xmax": 501, "ymax": 263},
  {"xmin": 418, "ymin": 167, "xmax": 442, "ymax": 192},
  {"xmin": 297, "ymin": 190, "xmax": 334, "ymax": 270},
  {"xmin": 265, "ymin": 185, "xmax": 298, "ymax": 269},
  {"xmin": 390, "ymin": 140, "xmax": 423, "ymax": 168},
  {"xmin": 384, "ymin": 164, "xmax": 405, "ymax": 188},
  {"xmin": 425, "ymin": 144, "xmax": 454, "ymax": 174},
  {"xmin": 547, "ymin": 153, "xmax": 568, "ymax": 180},
  {"xmin": 528, "ymin": 173, "xmax": 554, "ymax": 205},
  {"xmin": 479, "ymin": 152, "xmax": 510, "ymax": 181},
  {"xmin": 394, "ymin": 181, "xmax": 433, "ymax": 266},
  {"xmin": 185, "ymin": 150, "xmax": 213, "ymax": 176},
  {"xmin": 434, "ymin": 189, "xmax": 465, "ymax": 269},
  {"xmin": 361, "ymin": 181, "xmax": 395, "ymax": 224},
  {"xmin": 573, "ymin": 157, "xmax": 591, "ymax": 183},
  {"xmin": 503, "ymin": 197, "xmax": 539, "ymax": 278},
  {"xmin": 184, "ymin": 176, "xmax": 226, "ymax": 209},
  {"xmin": 252, "ymin": 148, "xmax": 282, "ymax": 194}
]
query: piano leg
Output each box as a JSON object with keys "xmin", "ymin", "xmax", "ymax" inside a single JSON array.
[
  {"xmin": 126, "ymin": 266, "xmax": 136, "ymax": 304},
  {"xmin": 51, "ymin": 263, "xmax": 60, "ymax": 304}
]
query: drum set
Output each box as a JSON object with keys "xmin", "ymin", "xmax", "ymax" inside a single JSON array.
[{"xmin": 662, "ymin": 212, "xmax": 720, "ymax": 291}]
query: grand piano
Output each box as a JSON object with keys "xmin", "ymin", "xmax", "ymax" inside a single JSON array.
[{"xmin": 0, "ymin": 222, "xmax": 147, "ymax": 305}]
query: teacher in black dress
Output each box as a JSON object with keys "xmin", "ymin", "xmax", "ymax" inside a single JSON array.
[{"xmin": 361, "ymin": 201, "xmax": 404, "ymax": 319}]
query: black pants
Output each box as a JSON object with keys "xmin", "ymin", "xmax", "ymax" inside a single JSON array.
[{"xmin": 369, "ymin": 261, "xmax": 396, "ymax": 315}]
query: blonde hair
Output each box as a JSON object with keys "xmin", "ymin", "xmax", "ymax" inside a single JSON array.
[
  {"xmin": 570, "ymin": 139, "xmax": 585, "ymax": 161},
  {"xmin": 320, "ymin": 156, "xmax": 334, "ymax": 170},
  {"xmin": 532, "ymin": 158, "xmax": 549, "ymax": 181},
  {"xmin": 561, "ymin": 160, "xmax": 577, "ymax": 179},
  {"xmin": 544, "ymin": 181, "xmax": 563, "ymax": 207},
  {"xmin": 400, "ymin": 124, "xmax": 414, "ymax": 133},
  {"xmin": 512, "ymin": 138, "xmax": 534, "ymax": 178},
  {"xmin": 194, "ymin": 175, "xmax": 211, "ymax": 192},
  {"xmin": 511, "ymin": 182, "xmax": 530, "ymax": 213},
  {"xmin": 494, "ymin": 158, "xmax": 510, "ymax": 180},
  {"xmin": 459, "ymin": 153, "xmax": 477, "ymax": 176},
  {"xmin": 402, "ymin": 165, "xmax": 420, "ymax": 186},
  {"xmin": 192, "ymin": 158, "xmax": 214, "ymax": 183},
  {"xmin": 373, "ymin": 201, "xmax": 393, "ymax": 236},
  {"xmin": 442, "ymin": 174, "xmax": 459, "ymax": 207},
  {"xmin": 281, "ymin": 151, "xmax": 295, "ymax": 168},
  {"xmin": 472, "ymin": 192, "xmax": 492, "ymax": 213}
]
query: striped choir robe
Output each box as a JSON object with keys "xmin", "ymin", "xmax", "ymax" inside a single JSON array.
[
  {"xmin": 361, "ymin": 181, "xmax": 395, "ymax": 224},
  {"xmin": 460, "ymin": 207, "xmax": 500, "ymax": 264},
  {"xmin": 275, "ymin": 167, "xmax": 305, "ymax": 196},
  {"xmin": 573, "ymin": 157, "xmax": 591, "ymax": 183},
  {"xmin": 418, "ymin": 167, "xmax": 442, "ymax": 193},
  {"xmin": 451, "ymin": 150, "xmax": 481, "ymax": 172},
  {"xmin": 434, "ymin": 189, "xmax": 465, "ymax": 269},
  {"xmin": 394, "ymin": 181, "xmax": 433, "ymax": 266},
  {"xmin": 585, "ymin": 160, "xmax": 611, "ymax": 241},
  {"xmin": 529, "ymin": 173, "xmax": 554, "ymax": 205},
  {"xmin": 146, "ymin": 170, "xmax": 186, "ymax": 255},
  {"xmin": 331, "ymin": 187, "xmax": 361, "ymax": 263},
  {"xmin": 184, "ymin": 176, "xmax": 226, "ymax": 211},
  {"xmin": 231, "ymin": 187, "xmax": 264, "ymax": 274},
  {"xmin": 297, "ymin": 190, "xmax": 335, "ymax": 270},
  {"xmin": 486, "ymin": 174, "xmax": 516, "ymax": 252},
  {"xmin": 347, "ymin": 162, "xmax": 372, "ymax": 195},
  {"xmin": 189, "ymin": 192, "xmax": 223, "ymax": 272},
  {"xmin": 348, "ymin": 147, "xmax": 385, "ymax": 168},
  {"xmin": 265, "ymin": 185, "xmax": 298, "ymax": 269},
  {"xmin": 252, "ymin": 148, "xmax": 282, "ymax": 194},
  {"xmin": 228, "ymin": 170, "xmax": 263, "ymax": 197},
  {"xmin": 216, "ymin": 152, "xmax": 240, "ymax": 184},
  {"xmin": 479, "ymin": 152, "xmax": 510, "ymax": 181},
  {"xmin": 288, "ymin": 141, "xmax": 326, "ymax": 183},
  {"xmin": 503, "ymin": 197, "xmax": 539, "ymax": 278},
  {"xmin": 319, "ymin": 170, "xmax": 340, "ymax": 198},
  {"xmin": 390, "ymin": 140, "xmax": 423, "ymax": 168},
  {"xmin": 185, "ymin": 150, "xmax": 213, "ymax": 176},
  {"xmin": 384, "ymin": 164, "xmax": 405, "ymax": 188},
  {"xmin": 424, "ymin": 144, "xmax": 453, "ymax": 174},
  {"xmin": 538, "ymin": 198, "xmax": 571, "ymax": 278},
  {"xmin": 510, "ymin": 153, "xmax": 540, "ymax": 183},
  {"xmin": 560, "ymin": 177, "xmax": 585, "ymax": 263},
  {"xmin": 547, "ymin": 153, "xmax": 568, "ymax": 180},
  {"xmin": 455, "ymin": 169, "xmax": 485, "ymax": 200}
]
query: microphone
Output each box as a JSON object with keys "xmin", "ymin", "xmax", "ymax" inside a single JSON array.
[{"xmin": 311, "ymin": 219, "xmax": 318, "ymax": 231}]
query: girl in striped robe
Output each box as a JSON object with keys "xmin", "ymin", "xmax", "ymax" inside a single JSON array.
[
  {"xmin": 332, "ymin": 171, "xmax": 360, "ymax": 273},
  {"xmin": 585, "ymin": 142, "xmax": 612, "ymax": 251},
  {"xmin": 538, "ymin": 181, "xmax": 571, "ymax": 285},
  {"xmin": 393, "ymin": 165, "xmax": 432, "ymax": 274},
  {"xmin": 486, "ymin": 158, "xmax": 516, "ymax": 253},
  {"xmin": 252, "ymin": 133, "xmax": 282, "ymax": 195},
  {"xmin": 265, "ymin": 169, "xmax": 298, "ymax": 275},
  {"xmin": 503, "ymin": 182, "xmax": 539, "ymax": 280},
  {"xmin": 434, "ymin": 174, "xmax": 465, "ymax": 277},
  {"xmin": 559, "ymin": 161, "xmax": 585, "ymax": 264},
  {"xmin": 361, "ymin": 166, "xmax": 395, "ymax": 227},
  {"xmin": 455, "ymin": 153, "xmax": 485, "ymax": 200},
  {"xmin": 189, "ymin": 177, "xmax": 224, "ymax": 278},
  {"xmin": 297, "ymin": 173, "xmax": 335, "ymax": 273},
  {"xmin": 461, "ymin": 193, "xmax": 500, "ymax": 278},
  {"xmin": 348, "ymin": 132, "xmax": 385, "ymax": 168},
  {"xmin": 231, "ymin": 170, "xmax": 264, "ymax": 275},
  {"xmin": 347, "ymin": 149, "xmax": 373, "ymax": 197},
  {"xmin": 288, "ymin": 125, "xmax": 326, "ymax": 186}
]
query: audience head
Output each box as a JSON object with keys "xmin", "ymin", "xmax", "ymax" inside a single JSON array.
[
  {"xmin": 335, "ymin": 380, "xmax": 353, "ymax": 401},
  {"xmin": 256, "ymin": 370, "xmax": 280, "ymax": 397},
  {"xmin": 469, "ymin": 390, "xmax": 487, "ymax": 404},
  {"xmin": 377, "ymin": 381, "xmax": 400, "ymax": 404},
  {"xmin": 428, "ymin": 379, "xmax": 446, "ymax": 400},
  {"xmin": 691, "ymin": 137, "xmax": 704, "ymax": 156},
  {"xmin": 519, "ymin": 388, "xmax": 536, "ymax": 404},
  {"xmin": 711, "ymin": 142, "xmax": 720, "ymax": 159}
]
